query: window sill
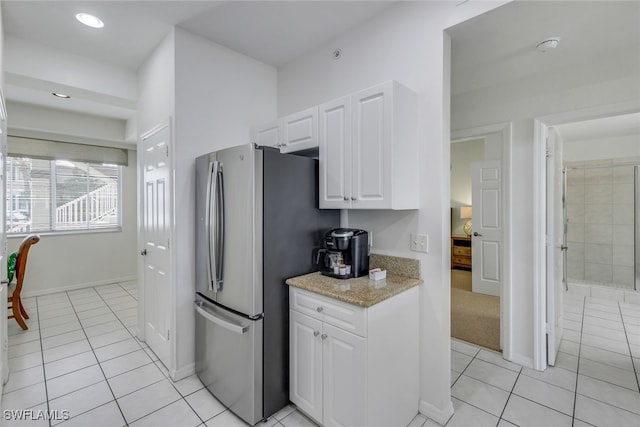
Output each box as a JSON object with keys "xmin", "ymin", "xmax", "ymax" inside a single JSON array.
[{"xmin": 8, "ymin": 227, "xmax": 123, "ymax": 239}]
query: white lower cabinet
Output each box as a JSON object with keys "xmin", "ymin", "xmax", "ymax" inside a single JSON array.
[{"xmin": 289, "ymin": 286, "xmax": 419, "ymax": 427}]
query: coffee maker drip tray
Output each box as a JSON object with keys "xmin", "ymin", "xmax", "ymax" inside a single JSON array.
[{"xmin": 321, "ymin": 270, "xmax": 352, "ymax": 280}]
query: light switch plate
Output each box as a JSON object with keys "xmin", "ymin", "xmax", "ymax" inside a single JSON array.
[{"xmin": 410, "ymin": 234, "xmax": 428, "ymax": 253}]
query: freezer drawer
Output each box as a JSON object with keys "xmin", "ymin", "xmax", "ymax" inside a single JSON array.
[{"xmin": 195, "ymin": 299, "xmax": 263, "ymax": 425}]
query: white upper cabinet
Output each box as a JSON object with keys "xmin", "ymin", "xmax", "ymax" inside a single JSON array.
[
  {"xmin": 319, "ymin": 96, "xmax": 351, "ymax": 209},
  {"xmin": 281, "ymin": 107, "xmax": 319, "ymax": 153},
  {"xmin": 319, "ymin": 81, "xmax": 418, "ymax": 210},
  {"xmin": 250, "ymin": 120, "xmax": 281, "ymax": 149}
]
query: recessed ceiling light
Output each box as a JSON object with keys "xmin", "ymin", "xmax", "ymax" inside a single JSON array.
[
  {"xmin": 52, "ymin": 92, "xmax": 71, "ymax": 99},
  {"xmin": 75, "ymin": 12, "xmax": 104, "ymax": 29}
]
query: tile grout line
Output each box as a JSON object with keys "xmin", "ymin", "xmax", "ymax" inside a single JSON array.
[
  {"xmin": 34, "ymin": 296, "xmax": 53, "ymax": 427},
  {"xmin": 617, "ymin": 303, "xmax": 640, "ymax": 394},
  {"xmin": 571, "ymin": 295, "xmax": 586, "ymax": 427},
  {"xmin": 64, "ymin": 288, "xmax": 130, "ymax": 427},
  {"xmin": 495, "ymin": 365, "xmax": 523, "ymax": 426}
]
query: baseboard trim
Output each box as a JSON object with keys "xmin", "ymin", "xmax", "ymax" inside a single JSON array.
[
  {"xmin": 171, "ymin": 362, "xmax": 195, "ymax": 382},
  {"xmin": 419, "ymin": 399, "xmax": 454, "ymax": 425},
  {"xmin": 21, "ymin": 276, "xmax": 137, "ymax": 298},
  {"xmin": 510, "ymin": 353, "xmax": 534, "ymax": 369}
]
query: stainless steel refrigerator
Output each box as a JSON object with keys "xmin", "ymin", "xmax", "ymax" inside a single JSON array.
[{"xmin": 195, "ymin": 144, "xmax": 338, "ymax": 425}]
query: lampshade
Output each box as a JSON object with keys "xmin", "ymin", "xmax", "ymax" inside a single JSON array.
[{"xmin": 460, "ymin": 206, "xmax": 472, "ymax": 219}]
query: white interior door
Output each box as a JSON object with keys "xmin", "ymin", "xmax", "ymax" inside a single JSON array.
[
  {"xmin": 471, "ymin": 161, "xmax": 502, "ymax": 298},
  {"xmin": 546, "ymin": 127, "xmax": 564, "ymax": 366},
  {"xmin": 0, "ymin": 96, "xmax": 7, "ymax": 388},
  {"xmin": 141, "ymin": 124, "xmax": 172, "ymax": 368}
]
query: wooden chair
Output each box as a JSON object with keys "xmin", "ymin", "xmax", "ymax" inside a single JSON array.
[{"xmin": 8, "ymin": 234, "xmax": 40, "ymax": 330}]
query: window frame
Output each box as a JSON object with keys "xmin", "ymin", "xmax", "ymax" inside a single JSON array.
[{"xmin": 6, "ymin": 156, "xmax": 123, "ymax": 236}]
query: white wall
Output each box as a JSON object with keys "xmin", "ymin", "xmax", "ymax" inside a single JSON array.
[
  {"xmin": 6, "ymin": 101, "xmax": 129, "ymax": 146},
  {"xmin": 451, "ymin": 139, "xmax": 483, "ymax": 236},
  {"xmin": 4, "ymin": 36, "xmax": 136, "ymax": 102},
  {"xmin": 8, "ymin": 149, "xmax": 138, "ymax": 296},
  {"xmin": 452, "ymin": 33, "xmax": 640, "ymax": 364},
  {"xmin": 136, "ymin": 27, "xmax": 277, "ymax": 378},
  {"xmin": 563, "ymin": 133, "xmax": 640, "ymax": 162},
  {"xmin": 277, "ymin": 1, "xmax": 508, "ymax": 422}
]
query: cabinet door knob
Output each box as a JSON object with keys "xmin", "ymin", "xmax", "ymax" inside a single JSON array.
[
  {"xmin": 343, "ymin": 197, "xmax": 349, "ymax": 201},
  {"xmin": 313, "ymin": 331, "xmax": 320, "ymax": 337},
  {"xmin": 351, "ymin": 197, "xmax": 356, "ymax": 201},
  {"xmin": 321, "ymin": 334, "xmax": 328, "ymax": 340},
  {"xmin": 316, "ymin": 306, "xmax": 323, "ymax": 313}
]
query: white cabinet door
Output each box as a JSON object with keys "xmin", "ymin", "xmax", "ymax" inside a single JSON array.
[
  {"xmin": 323, "ymin": 323, "xmax": 366, "ymax": 427},
  {"xmin": 319, "ymin": 97, "xmax": 351, "ymax": 209},
  {"xmin": 281, "ymin": 107, "xmax": 318, "ymax": 153},
  {"xmin": 351, "ymin": 82, "xmax": 393, "ymax": 209},
  {"xmin": 250, "ymin": 120, "xmax": 281, "ymax": 149},
  {"xmin": 290, "ymin": 310, "xmax": 323, "ymax": 422}
]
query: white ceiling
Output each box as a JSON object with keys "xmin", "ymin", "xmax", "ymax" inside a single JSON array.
[
  {"xmin": 447, "ymin": 0, "xmax": 640, "ymax": 144},
  {"xmin": 2, "ymin": 0, "xmax": 394, "ymax": 70},
  {"xmin": 2, "ymin": 0, "xmax": 639, "ymax": 142}
]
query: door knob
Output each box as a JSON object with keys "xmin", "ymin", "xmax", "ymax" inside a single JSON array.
[
  {"xmin": 473, "ymin": 232, "xmax": 483, "ymax": 237},
  {"xmin": 321, "ymin": 334, "xmax": 328, "ymax": 340},
  {"xmin": 313, "ymin": 331, "xmax": 320, "ymax": 337},
  {"xmin": 140, "ymin": 249, "xmax": 147, "ymax": 256},
  {"xmin": 316, "ymin": 306, "xmax": 324, "ymax": 313}
]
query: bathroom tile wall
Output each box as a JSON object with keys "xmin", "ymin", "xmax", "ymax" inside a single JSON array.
[{"xmin": 566, "ymin": 158, "xmax": 637, "ymax": 289}]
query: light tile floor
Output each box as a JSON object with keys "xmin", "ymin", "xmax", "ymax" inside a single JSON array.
[{"xmin": 3, "ymin": 285, "xmax": 640, "ymax": 427}]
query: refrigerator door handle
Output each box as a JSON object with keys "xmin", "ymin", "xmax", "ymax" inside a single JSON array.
[
  {"xmin": 207, "ymin": 161, "xmax": 225, "ymax": 293},
  {"xmin": 216, "ymin": 163, "xmax": 225, "ymax": 290},
  {"xmin": 195, "ymin": 302, "xmax": 248, "ymax": 334}
]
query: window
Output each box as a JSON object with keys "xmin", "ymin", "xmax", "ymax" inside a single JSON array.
[{"xmin": 6, "ymin": 157, "xmax": 122, "ymax": 234}]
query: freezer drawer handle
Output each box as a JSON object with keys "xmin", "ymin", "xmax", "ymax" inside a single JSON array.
[{"xmin": 195, "ymin": 302, "xmax": 248, "ymax": 334}]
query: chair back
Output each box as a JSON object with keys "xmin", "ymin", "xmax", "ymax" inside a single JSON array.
[{"xmin": 14, "ymin": 234, "xmax": 40, "ymax": 295}]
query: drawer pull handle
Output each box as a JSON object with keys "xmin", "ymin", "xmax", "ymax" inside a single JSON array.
[
  {"xmin": 316, "ymin": 306, "xmax": 323, "ymax": 313},
  {"xmin": 321, "ymin": 334, "xmax": 328, "ymax": 340},
  {"xmin": 313, "ymin": 331, "xmax": 320, "ymax": 337}
]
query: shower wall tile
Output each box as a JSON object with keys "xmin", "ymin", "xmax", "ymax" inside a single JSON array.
[
  {"xmin": 567, "ymin": 185, "xmax": 585, "ymax": 204},
  {"xmin": 585, "ymin": 204, "xmax": 613, "ymax": 224},
  {"xmin": 566, "ymin": 166, "xmax": 585, "ymax": 186},
  {"xmin": 613, "ymin": 266, "xmax": 634, "ymax": 288},
  {"xmin": 585, "ymin": 165, "xmax": 613, "ymax": 185},
  {"xmin": 591, "ymin": 286, "xmax": 625, "ymax": 301},
  {"xmin": 585, "ymin": 184, "xmax": 613, "ymax": 204},
  {"xmin": 568, "ymin": 243, "xmax": 585, "ymax": 263},
  {"xmin": 567, "ymin": 223, "xmax": 584, "ymax": 243},
  {"xmin": 567, "ymin": 261, "xmax": 584, "ymax": 280},
  {"xmin": 585, "ymin": 244, "xmax": 612, "ymax": 264},
  {"xmin": 613, "ymin": 225, "xmax": 634, "ymax": 245},
  {"xmin": 613, "ymin": 204, "xmax": 634, "ymax": 225},
  {"xmin": 613, "ymin": 183, "xmax": 634, "ymax": 204},
  {"xmin": 567, "ymin": 203, "xmax": 585, "ymax": 224},
  {"xmin": 613, "ymin": 245, "xmax": 635, "ymax": 267},
  {"xmin": 584, "ymin": 224, "xmax": 613, "ymax": 244},
  {"xmin": 585, "ymin": 263, "xmax": 612, "ymax": 284},
  {"xmin": 613, "ymin": 164, "xmax": 635, "ymax": 183}
]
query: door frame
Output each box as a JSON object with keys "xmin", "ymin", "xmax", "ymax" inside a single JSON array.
[
  {"xmin": 451, "ymin": 122, "xmax": 512, "ymax": 360},
  {"xmin": 137, "ymin": 118, "xmax": 176, "ymax": 374},
  {"xmin": 532, "ymin": 100, "xmax": 640, "ymax": 370}
]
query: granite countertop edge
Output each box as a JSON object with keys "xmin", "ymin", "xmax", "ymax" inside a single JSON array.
[{"xmin": 285, "ymin": 271, "xmax": 422, "ymax": 308}]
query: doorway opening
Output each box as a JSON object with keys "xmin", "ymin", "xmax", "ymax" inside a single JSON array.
[
  {"xmin": 534, "ymin": 103, "xmax": 640, "ymax": 370},
  {"xmin": 450, "ymin": 123, "xmax": 512, "ymax": 359}
]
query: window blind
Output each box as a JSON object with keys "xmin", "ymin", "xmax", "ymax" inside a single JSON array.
[{"xmin": 7, "ymin": 135, "xmax": 128, "ymax": 166}]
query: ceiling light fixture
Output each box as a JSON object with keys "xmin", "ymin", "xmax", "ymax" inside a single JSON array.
[
  {"xmin": 75, "ymin": 12, "xmax": 104, "ymax": 29},
  {"xmin": 536, "ymin": 37, "xmax": 560, "ymax": 52},
  {"xmin": 52, "ymin": 92, "xmax": 71, "ymax": 99}
]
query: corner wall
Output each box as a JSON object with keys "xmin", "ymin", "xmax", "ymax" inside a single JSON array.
[
  {"xmin": 452, "ymin": 29, "xmax": 640, "ymax": 364},
  {"xmin": 277, "ymin": 1, "xmax": 508, "ymax": 421}
]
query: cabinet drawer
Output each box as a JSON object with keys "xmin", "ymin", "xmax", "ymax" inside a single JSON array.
[
  {"xmin": 452, "ymin": 247, "xmax": 471, "ymax": 256},
  {"xmin": 452, "ymin": 256, "xmax": 471, "ymax": 267},
  {"xmin": 290, "ymin": 288, "xmax": 366, "ymax": 337}
]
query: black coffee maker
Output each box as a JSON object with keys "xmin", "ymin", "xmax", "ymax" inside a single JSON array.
[{"xmin": 318, "ymin": 228, "xmax": 369, "ymax": 279}]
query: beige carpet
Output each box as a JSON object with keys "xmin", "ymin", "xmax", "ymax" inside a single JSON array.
[{"xmin": 451, "ymin": 269, "xmax": 501, "ymax": 351}]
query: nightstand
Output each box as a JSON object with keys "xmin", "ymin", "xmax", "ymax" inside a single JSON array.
[{"xmin": 451, "ymin": 236, "xmax": 472, "ymax": 269}]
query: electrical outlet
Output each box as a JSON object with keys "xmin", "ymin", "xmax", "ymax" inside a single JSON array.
[{"xmin": 410, "ymin": 234, "xmax": 428, "ymax": 253}]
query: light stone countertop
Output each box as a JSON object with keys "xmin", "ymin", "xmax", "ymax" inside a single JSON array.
[{"xmin": 285, "ymin": 271, "xmax": 422, "ymax": 308}]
